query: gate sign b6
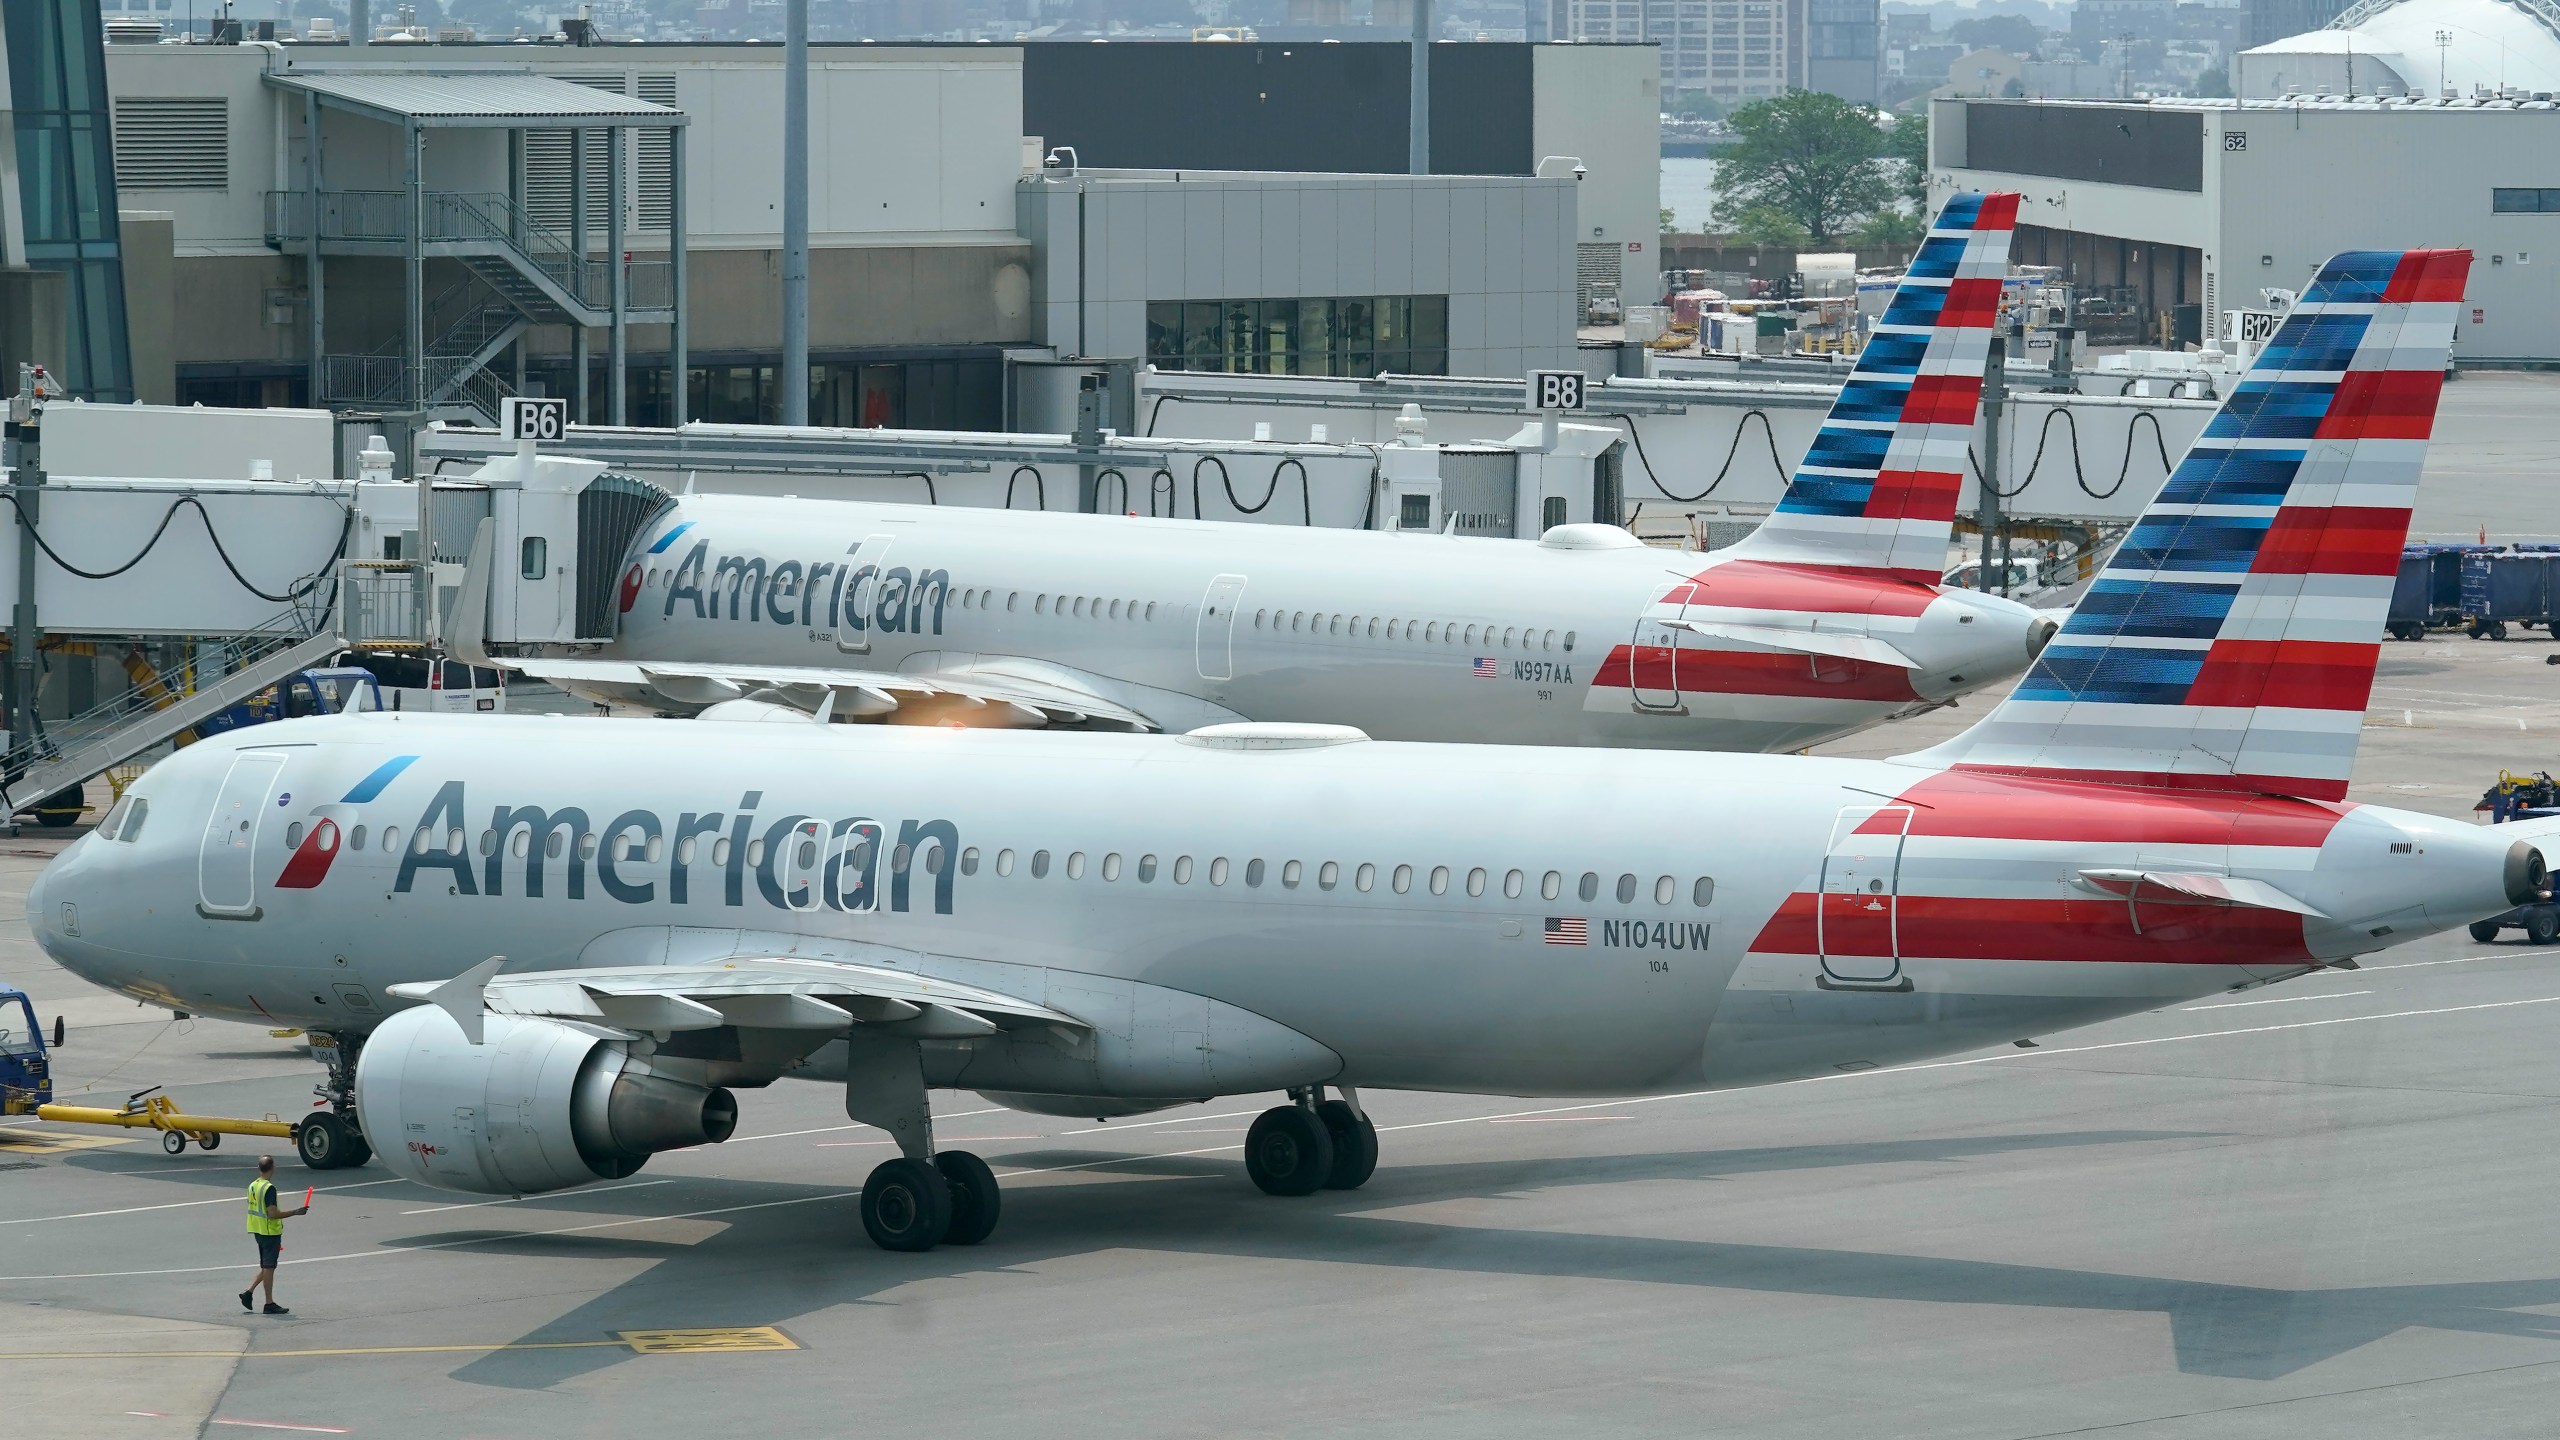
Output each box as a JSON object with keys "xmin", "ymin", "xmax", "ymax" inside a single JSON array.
[
  {"xmin": 1527, "ymin": 369, "xmax": 1585, "ymax": 412},
  {"xmin": 502, "ymin": 396, "xmax": 569, "ymax": 443}
]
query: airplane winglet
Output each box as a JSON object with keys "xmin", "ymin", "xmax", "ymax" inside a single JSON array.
[{"xmin": 384, "ymin": 955, "xmax": 508, "ymax": 1045}]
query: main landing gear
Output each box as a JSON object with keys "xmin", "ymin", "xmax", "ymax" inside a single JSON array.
[
  {"xmin": 844, "ymin": 1032, "xmax": 1001, "ymax": 1252},
  {"xmin": 1246, "ymin": 1086, "xmax": 1377, "ymax": 1196},
  {"xmin": 295, "ymin": 1032, "xmax": 373, "ymax": 1171}
]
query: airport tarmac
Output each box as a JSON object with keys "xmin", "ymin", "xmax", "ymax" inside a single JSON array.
[{"xmin": 7, "ymin": 380, "xmax": 2560, "ymax": 1438}]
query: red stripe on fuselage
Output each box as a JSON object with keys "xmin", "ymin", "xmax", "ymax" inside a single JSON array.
[
  {"xmin": 1856, "ymin": 769, "xmax": 2351, "ymax": 847},
  {"xmin": 1749, "ymin": 892, "xmax": 2313, "ymax": 968},
  {"xmin": 2186, "ymin": 637, "xmax": 2383, "ymax": 712},
  {"xmin": 273, "ymin": 819, "xmax": 341, "ymax": 890},
  {"xmin": 1596, "ymin": 644, "xmax": 1922, "ymax": 702},
  {"xmin": 1944, "ymin": 762, "xmax": 2353, "ymax": 805},
  {"xmin": 1661, "ymin": 559, "xmax": 1941, "ymax": 618},
  {"xmin": 2251, "ymin": 505, "xmax": 2411, "ymax": 577}
]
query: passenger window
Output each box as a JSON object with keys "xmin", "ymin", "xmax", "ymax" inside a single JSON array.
[
  {"xmin": 996, "ymin": 848, "xmax": 1015, "ymax": 877},
  {"xmin": 1367, "ymin": 618, "xmax": 1379, "ymax": 638},
  {"xmin": 1356, "ymin": 862, "xmax": 1376, "ymax": 892},
  {"xmin": 1319, "ymin": 861, "xmax": 1339, "ymax": 890},
  {"xmin": 1503, "ymin": 869, "xmax": 1524, "ymax": 899},
  {"xmin": 577, "ymin": 833, "xmax": 596, "ymax": 860},
  {"xmin": 1503, "ymin": 627, "xmax": 1516, "ymax": 648},
  {"xmin": 1464, "ymin": 625, "xmax": 1477, "ymax": 646},
  {"xmin": 892, "ymin": 844, "xmax": 913, "ymax": 874},
  {"xmin": 1564, "ymin": 630, "xmax": 1576, "ymax": 652},
  {"xmin": 1031, "ymin": 849, "xmax": 1052, "ymax": 878},
  {"xmin": 1466, "ymin": 867, "xmax": 1486, "ymax": 897},
  {"xmin": 1329, "ymin": 616, "xmax": 1343, "ymax": 636},
  {"xmin": 287, "ymin": 822, "xmax": 306, "ymax": 849},
  {"xmin": 961, "ymin": 847, "xmax": 980, "ymax": 875},
  {"xmin": 746, "ymin": 838, "xmax": 765, "ymax": 867},
  {"xmin": 1138, "ymin": 854, "xmax": 1158, "ymax": 882},
  {"xmin": 348, "ymin": 824, "xmax": 369, "ymax": 851},
  {"xmin": 1007, "ymin": 592, "xmax": 1019, "ymax": 611},
  {"xmin": 447, "ymin": 828, "xmax": 466, "ymax": 856},
  {"xmin": 1036, "ymin": 595, "xmax": 1049, "ymax": 614},
  {"xmin": 1282, "ymin": 859, "xmax": 1303, "ymax": 888},
  {"xmin": 1246, "ymin": 859, "xmax": 1266, "ymax": 887},
  {"xmin": 1578, "ymin": 872, "xmax": 1599, "ymax": 902},
  {"xmin": 1425, "ymin": 622, "xmax": 1438, "ymax": 642},
  {"xmin": 1430, "ymin": 866, "xmax": 1450, "ymax": 896},
  {"xmin": 1073, "ymin": 597, "xmax": 1087, "ymax": 618},
  {"xmin": 1066, "ymin": 851, "xmax": 1087, "ymax": 880},
  {"xmin": 1393, "ymin": 864, "xmax": 1414, "ymax": 894},
  {"xmin": 1616, "ymin": 873, "xmax": 1638, "ymax": 904},
  {"xmin": 480, "ymin": 830, "xmax": 498, "ymax": 857},
  {"xmin": 549, "ymin": 832, "xmax": 568, "ymax": 861},
  {"xmin": 1175, "ymin": 855, "xmax": 1195, "ymax": 884},
  {"xmin": 1694, "ymin": 877, "xmax": 1714, "ymax": 907},
  {"xmin": 1145, "ymin": 602, "xmax": 1157, "ymax": 620},
  {"xmin": 924, "ymin": 846, "xmax": 944, "ymax": 875},
  {"xmin": 1210, "ymin": 857, "xmax": 1231, "ymax": 885},
  {"xmin": 1655, "ymin": 875, "xmax": 1675, "ymax": 905},
  {"xmin": 1256, "ymin": 608, "xmax": 1267, "ymax": 628},
  {"xmin": 645, "ymin": 834, "xmax": 663, "ymax": 863},
  {"xmin": 1109, "ymin": 599, "xmax": 1122, "ymax": 619},
  {"xmin": 1101, "ymin": 853, "xmax": 1121, "ymax": 881}
]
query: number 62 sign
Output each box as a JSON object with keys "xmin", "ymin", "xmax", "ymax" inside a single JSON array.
[{"xmin": 501, "ymin": 396, "xmax": 568, "ymax": 443}]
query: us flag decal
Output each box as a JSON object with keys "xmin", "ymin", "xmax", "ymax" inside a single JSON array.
[
  {"xmin": 1472, "ymin": 657, "xmax": 1500, "ymax": 678},
  {"xmin": 1545, "ymin": 917, "xmax": 1588, "ymax": 946}
]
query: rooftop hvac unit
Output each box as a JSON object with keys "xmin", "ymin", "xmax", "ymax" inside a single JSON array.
[{"xmin": 103, "ymin": 17, "xmax": 163, "ymax": 41}]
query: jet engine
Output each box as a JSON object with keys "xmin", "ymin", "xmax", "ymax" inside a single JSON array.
[{"xmin": 355, "ymin": 1004, "xmax": 737, "ymax": 1195}]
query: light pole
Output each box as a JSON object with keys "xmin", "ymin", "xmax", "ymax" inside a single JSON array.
[
  {"xmin": 781, "ymin": 0, "xmax": 810, "ymax": 426},
  {"xmin": 2437, "ymin": 28, "xmax": 2453, "ymax": 97}
]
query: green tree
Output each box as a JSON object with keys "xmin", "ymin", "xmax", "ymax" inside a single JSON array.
[
  {"xmin": 1710, "ymin": 90, "xmax": 1893, "ymax": 246},
  {"xmin": 1947, "ymin": 13, "xmax": 2045, "ymax": 55},
  {"xmin": 1881, "ymin": 109, "xmax": 1929, "ymax": 214},
  {"xmin": 1660, "ymin": 207, "xmax": 1679, "ymax": 233},
  {"xmin": 2192, "ymin": 63, "xmax": 2233, "ymax": 97}
]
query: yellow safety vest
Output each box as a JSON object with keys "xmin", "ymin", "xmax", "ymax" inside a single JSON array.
[{"xmin": 247, "ymin": 1178, "xmax": 283, "ymax": 1236}]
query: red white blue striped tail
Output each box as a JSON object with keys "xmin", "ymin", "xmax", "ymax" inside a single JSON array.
[
  {"xmin": 1720, "ymin": 191, "xmax": 2020, "ymax": 586},
  {"xmin": 1910, "ymin": 248, "xmax": 2472, "ymax": 802}
]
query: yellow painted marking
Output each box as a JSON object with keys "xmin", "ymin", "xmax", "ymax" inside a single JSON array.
[
  {"xmin": 616, "ymin": 1327, "xmax": 799, "ymax": 1354},
  {"xmin": 0, "ymin": 1329, "xmax": 801, "ymax": 1361},
  {"xmin": 0, "ymin": 1127, "xmax": 133, "ymax": 1154}
]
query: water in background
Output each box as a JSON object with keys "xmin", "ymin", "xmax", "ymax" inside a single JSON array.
[{"xmin": 1662, "ymin": 157, "xmax": 1719, "ymax": 231}]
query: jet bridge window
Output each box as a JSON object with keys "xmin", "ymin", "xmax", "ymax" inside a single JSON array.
[{"xmin": 520, "ymin": 537, "xmax": 548, "ymax": 580}]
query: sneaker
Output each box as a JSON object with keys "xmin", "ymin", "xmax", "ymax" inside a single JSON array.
[
  {"xmin": 262, "ymin": 1303, "xmax": 290, "ymax": 1316},
  {"xmin": 238, "ymin": 1290, "xmax": 254, "ymax": 1312}
]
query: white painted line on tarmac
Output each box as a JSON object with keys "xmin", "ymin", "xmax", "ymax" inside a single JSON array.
[
  {"xmin": 208, "ymin": 1421, "xmax": 351, "ymax": 1434},
  {"xmin": 2184, "ymin": 990, "xmax": 2373, "ymax": 1011},
  {"xmin": 400, "ymin": 1179, "xmax": 669, "ymax": 1216},
  {"xmin": 0, "ymin": 1178, "xmax": 409, "ymax": 1226},
  {"xmin": 1489, "ymin": 1116, "xmax": 1634, "ymax": 1123}
]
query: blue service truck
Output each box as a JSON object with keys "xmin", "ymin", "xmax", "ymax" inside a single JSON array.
[{"xmin": 0, "ymin": 985, "xmax": 49, "ymax": 1116}]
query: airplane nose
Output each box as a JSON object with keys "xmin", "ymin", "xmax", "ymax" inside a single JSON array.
[{"xmin": 25, "ymin": 859, "xmax": 60, "ymax": 953}]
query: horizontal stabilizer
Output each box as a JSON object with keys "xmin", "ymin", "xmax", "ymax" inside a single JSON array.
[
  {"xmin": 2073, "ymin": 868, "xmax": 2328, "ymax": 918},
  {"xmin": 1663, "ymin": 618, "xmax": 1923, "ymax": 669}
]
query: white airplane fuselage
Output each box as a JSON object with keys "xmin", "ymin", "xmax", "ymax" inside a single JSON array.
[
  {"xmin": 581, "ymin": 497, "xmax": 2050, "ymax": 754},
  {"xmin": 31, "ymin": 713, "xmax": 2524, "ymax": 1104}
]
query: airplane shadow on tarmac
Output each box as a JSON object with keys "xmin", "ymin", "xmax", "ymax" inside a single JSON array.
[{"xmin": 300, "ymin": 1125, "xmax": 2555, "ymax": 1393}]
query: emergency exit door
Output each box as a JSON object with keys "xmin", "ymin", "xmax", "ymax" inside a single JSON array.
[
  {"xmin": 836, "ymin": 534, "xmax": 894, "ymax": 655},
  {"xmin": 199, "ymin": 751, "xmax": 287, "ymax": 917},
  {"xmin": 1197, "ymin": 573, "xmax": 1247, "ymax": 681},
  {"xmin": 1818, "ymin": 805, "xmax": 1910, "ymax": 985}
]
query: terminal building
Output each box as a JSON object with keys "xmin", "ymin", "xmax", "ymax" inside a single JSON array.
[
  {"xmin": 0, "ymin": 23, "xmax": 1657, "ymax": 428},
  {"xmin": 1929, "ymin": 0, "xmax": 2560, "ymax": 364}
]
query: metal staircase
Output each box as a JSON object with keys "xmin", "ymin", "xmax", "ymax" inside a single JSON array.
[{"xmin": 321, "ymin": 278, "xmax": 530, "ymax": 422}]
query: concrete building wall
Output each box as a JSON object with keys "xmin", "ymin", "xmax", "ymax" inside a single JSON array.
[
  {"xmin": 116, "ymin": 211, "xmax": 176, "ymax": 405},
  {"xmin": 1021, "ymin": 170, "xmax": 1577, "ymax": 378},
  {"xmin": 1935, "ymin": 98, "xmax": 2560, "ymax": 360},
  {"xmin": 1532, "ymin": 43, "xmax": 1662, "ymax": 305}
]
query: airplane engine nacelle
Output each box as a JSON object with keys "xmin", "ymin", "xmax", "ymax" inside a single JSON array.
[
  {"xmin": 975, "ymin": 1092, "xmax": 1187, "ymax": 1120},
  {"xmin": 354, "ymin": 1005, "xmax": 737, "ymax": 1195}
]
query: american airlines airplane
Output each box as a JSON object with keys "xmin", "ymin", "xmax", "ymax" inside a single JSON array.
[
  {"xmin": 502, "ymin": 193, "xmax": 2055, "ymax": 755},
  {"xmin": 32, "ymin": 249, "xmax": 2514, "ymax": 1256}
]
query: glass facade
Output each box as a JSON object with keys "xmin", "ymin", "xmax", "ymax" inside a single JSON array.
[
  {"xmin": 3, "ymin": 0, "xmax": 134, "ymax": 402},
  {"xmin": 522, "ymin": 356, "xmax": 1003, "ymax": 432},
  {"xmin": 1145, "ymin": 296, "xmax": 1449, "ymax": 377}
]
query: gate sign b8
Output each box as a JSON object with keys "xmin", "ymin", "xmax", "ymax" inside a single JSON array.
[
  {"xmin": 502, "ymin": 396, "xmax": 569, "ymax": 443},
  {"xmin": 1527, "ymin": 369, "xmax": 1585, "ymax": 412}
]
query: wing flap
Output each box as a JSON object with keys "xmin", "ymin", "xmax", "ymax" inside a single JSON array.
[{"xmin": 511, "ymin": 657, "xmax": 1155, "ymax": 730}]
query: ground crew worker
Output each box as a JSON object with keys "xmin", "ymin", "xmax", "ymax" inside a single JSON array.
[{"xmin": 238, "ymin": 1155, "xmax": 307, "ymax": 1315}]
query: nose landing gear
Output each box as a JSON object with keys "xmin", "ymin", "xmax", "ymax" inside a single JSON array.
[{"xmin": 1247, "ymin": 1086, "xmax": 1377, "ymax": 1196}]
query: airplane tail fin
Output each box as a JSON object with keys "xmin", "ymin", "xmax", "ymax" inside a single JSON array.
[
  {"xmin": 1907, "ymin": 248, "xmax": 2473, "ymax": 801},
  {"xmin": 1718, "ymin": 191, "xmax": 2019, "ymax": 585}
]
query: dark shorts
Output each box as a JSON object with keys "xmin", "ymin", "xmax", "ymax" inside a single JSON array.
[{"xmin": 253, "ymin": 1232, "xmax": 281, "ymax": 1269}]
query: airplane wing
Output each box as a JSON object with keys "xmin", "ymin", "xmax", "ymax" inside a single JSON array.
[
  {"xmin": 1659, "ymin": 619, "xmax": 1923, "ymax": 669},
  {"xmin": 2072, "ymin": 869, "xmax": 2328, "ymax": 918},
  {"xmin": 513, "ymin": 656, "xmax": 1158, "ymax": 731},
  {"xmin": 387, "ymin": 953, "xmax": 1086, "ymax": 1045}
]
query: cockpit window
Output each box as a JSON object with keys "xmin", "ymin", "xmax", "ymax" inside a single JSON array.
[
  {"xmin": 96, "ymin": 797, "xmax": 130, "ymax": 840},
  {"xmin": 108, "ymin": 797, "xmax": 148, "ymax": 843}
]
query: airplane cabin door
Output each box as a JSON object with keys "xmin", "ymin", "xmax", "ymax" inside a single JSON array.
[
  {"xmin": 198, "ymin": 751, "xmax": 288, "ymax": 917},
  {"xmin": 835, "ymin": 534, "xmax": 895, "ymax": 655},
  {"xmin": 1196, "ymin": 573, "xmax": 1247, "ymax": 681},
  {"xmin": 1817, "ymin": 805, "xmax": 1911, "ymax": 986},
  {"xmin": 1631, "ymin": 578, "xmax": 1687, "ymax": 712}
]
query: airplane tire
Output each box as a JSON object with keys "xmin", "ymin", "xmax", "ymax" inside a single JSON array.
[
  {"xmin": 1244, "ymin": 1104, "xmax": 1335, "ymax": 1197},
  {"xmin": 31, "ymin": 788, "xmax": 82, "ymax": 828},
  {"xmin": 934, "ymin": 1150, "xmax": 1001, "ymax": 1246},
  {"xmin": 861, "ymin": 1157, "xmax": 952, "ymax": 1252},
  {"xmin": 1314, "ymin": 1100, "xmax": 1378, "ymax": 1191},
  {"xmin": 296, "ymin": 1112, "xmax": 351, "ymax": 1171},
  {"xmin": 2470, "ymin": 920, "xmax": 2503, "ymax": 943},
  {"xmin": 2528, "ymin": 911, "xmax": 2560, "ymax": 946}
]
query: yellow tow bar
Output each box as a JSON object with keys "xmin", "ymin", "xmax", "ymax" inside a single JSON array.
[{"xmin": 36, "ymin": 1087, "xmax": 297, "ymax": 1155}]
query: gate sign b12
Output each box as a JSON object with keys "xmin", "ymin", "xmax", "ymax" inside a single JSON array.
[
  {"xmin": 502, "ymin": 396, "xmax": 569, "ymax": 442},
  {"xmin": 1527, "ymin": 369, "xmax": 1585, "ymax": 412}
]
